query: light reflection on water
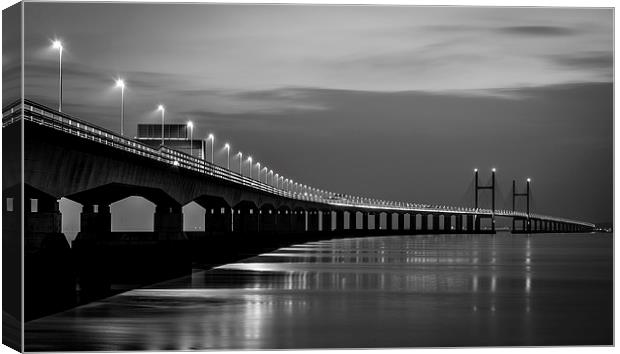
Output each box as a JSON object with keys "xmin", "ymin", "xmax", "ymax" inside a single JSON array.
[{"xmin": 25, "ymin": 233, "xmax": 612, "ymax": 351}]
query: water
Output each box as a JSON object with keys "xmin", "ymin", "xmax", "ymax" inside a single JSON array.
[{"xmin": 25, "ymin": 233, "xmax": 612, "ymax": 351}]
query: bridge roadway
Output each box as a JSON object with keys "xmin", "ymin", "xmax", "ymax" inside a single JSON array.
[{"xmin": 3, "ymin": 99, "xmax": 595, "ymax": 320}]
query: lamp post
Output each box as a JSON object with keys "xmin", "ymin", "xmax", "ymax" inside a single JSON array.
[
  {"xmin": 269, "ymin": 170, "xmax": 273, "ymax": 185},
  {"xmin": 274, "ymin": 173, "xmax": 279, "ymax": 188},
  {"xmin": 237, "ymin": 152, "xmax": 243, "ymax": 174},
  {"xmin": 187, "ymin": 121, "xmax": 194, "ymax": 156},
  {"xmin": 208, "ymin": 134, "xmax": 214, "ymax": 164},
  {"xmin": 224, "ymin": 143, "xmax": 230, "ymax": 169},
  {"xmin": 248, "ymin": 157, "xmax": 253, "ymax": 179},
  {"xmin": 115, "ymin": 79, "xmax": 125, "ymax": 135},
  {"xmin": 157, "ymin": 105, "xmax": 165, "ymax": 146},
  {"xmin": 52, "ymin": 40, "xmax": 63, "ymax": 111},
  {"xmin": 256, "ymin": 162, "xmax": 261, "ymax": 181}
]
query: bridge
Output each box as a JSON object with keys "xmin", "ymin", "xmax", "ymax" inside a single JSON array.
[{"xmin": 3, "ymin": 99, "xmax": 595, "ymax": 320}]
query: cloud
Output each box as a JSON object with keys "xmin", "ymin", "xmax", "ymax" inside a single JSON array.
[
  {"xmin": 497, "ymin": 25, "xmax": 575, "ymax": 36},
  {"xmin": 548, "ymin": 51, "xmax": 613, "ymax": 70}
]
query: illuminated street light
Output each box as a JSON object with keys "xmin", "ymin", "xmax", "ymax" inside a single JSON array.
[
  {"xmin": 224, "ymin": 143, "xmax": 230, "ymax": 169},
  {"xmin": 52, "ymin": 40, "xmax": 63, "ymax": 111},
  {"xmin": 115, "ymin": 79, "xmax": 125, "ymax": 135},
  {"xmin": 248, "ymin": 156, "xmax": 253, "ymax": 179},
  {"xmin": 187, "ymin": 121, "xmax": 194, "ymax": 156},
  {"xmin": 208, "ymin": 134, "xmax": 214, "ymax": 164},
  {"xmin": 237, "ymin": 152, "xmax": 243, "ymax": 174},
  {"xmin": 256, "ymin": 162, "xmax": 261, "ymax": 181},
  {"xmin": 157, "ymin": 105, "xmax": 165, "ymax": 146}
]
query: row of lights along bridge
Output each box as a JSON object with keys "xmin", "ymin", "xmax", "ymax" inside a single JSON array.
[{"xmin": 49, "ymin": 39, "xmax": 532, "ymax": 212}]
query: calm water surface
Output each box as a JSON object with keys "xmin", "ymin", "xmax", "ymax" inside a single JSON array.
[{"xmin": 25, "ymin": 233, "xmax": 612, "ymax": 351}]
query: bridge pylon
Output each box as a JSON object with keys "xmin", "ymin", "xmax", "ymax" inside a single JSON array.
[
  {"xmin": 474, "ymin": 168, "xmax": 496, "ymax": 232},
  {"xmin": 512, "ymin": 178, "xmax": 531, "ymax": 232}
]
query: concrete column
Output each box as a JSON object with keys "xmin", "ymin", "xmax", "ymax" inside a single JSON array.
[
  {"xmin": 526, "ymin": 218, "xmax": 532, "ymax": 233},
  {"xmin": 349, "ymin": 211, "xmax": 357, "ymax": 231},
  {"xmin": 308, "ymin": 211, "xmax": 319, "ymax": 232},
  {"xmin": 363, "ymin": 212, "xmax": 370, "ymax": 231},
  {"xmin": 336, "ymin": 210, "xmax": 345, "ymax": 232},
  {"xmin": 292, "ymin": 211, "xmax": 305, "ymax": 232},
  {"xmin": 278, "ymin": 210, "xmax": 292, "ymax": 233},
  {"xmin": 80, "ymin": 204, "xmax": 111, "ymax": 237},
  {"xmin": 154, "ymin": 205, "xmax": 184, "ymax": 239},
  {"xmin": 205, "ymin": 206, "xmax": 232, "ymax": 233},
  {"xmin": 321, "ymin": 211, "xmax": 331, "ymax": 232},
  {"xmin": 444, "ymin": 215, "xmax": 452, "ymax": 232},
  {"xmin": 421, "ymin": 214, "xmax": 428, "ymax": 232},
  {"xmin": 397, "ymin": 214, "xmax": 404, "ymax": 231},
  {"xmin": 432, "ymin": 214, "xmax": 440, "ymax": 232},
  {"xmin": 259, "ymin": 208, "xmax": 277, "ymax": 233}
]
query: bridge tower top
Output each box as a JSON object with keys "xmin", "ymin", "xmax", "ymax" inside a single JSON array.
[{"xmin": 474, "ymin": 168, "xmax": 495, "ymax": 214}]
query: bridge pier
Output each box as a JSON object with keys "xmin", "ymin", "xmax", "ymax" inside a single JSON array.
[
  {"xmin": 292, "ymin": 210, "xmax": 305, "ymax": 232},
  {"xmin": 397, "ymin": 213, "xmax": 405, "ymax": 232},
  {"xmin": 444, "ymin": 215, "xmax": 452, "ymax": 233},
  {"xmin": 466, "ymin": 214, "xmax": 474, "ymax": 233},
  {"xmin": 455, "ymin": 215, "xmax": 463, "ymax": 233},
  {"xmin": 432, "ymin": 214, "xmax": 440, "ymax": 233},
  {"xmin": 259, "ymin": 207, "xmax": 277, "ymax": 233},
  {"xmin": 336, "ymin": 210, "xmax": 345, "ymax": 233},
  {"xmin": 421, "ymin": 214, "xmax": 429, "ymax": 233},
  {"xmin": 205, "ymin": 205, "xmax": 233, "ymax": 234},
  {"xmin": 363, "ymin": 212, "xmax": 370, "ymax": 231},
  {"xmin": 386, "ymin": 213, "xmax": 394, "ymax": 232},
  {"xmin": 321, "ymin": 211, "xmax": 331, "ymax": 232},
  {"xmin": 410, "ymin": 213, "xmax": 417, "ymax": 232},
  {"xmin": 277, "ymin": 209, "xmax": 292, "ymax": 233},
  {"xmin": 24, "ymin": 187, "xmax": 74, "ymax": 321},
  {"xmin": 154, "ymin": 205, "xmax": 185, "ymax": 239},
  {"xmin": 349, "ymin": 211, "xmax": 357, "ymax": 232},
  {"xmin": 308, "ymin": 211, "xmax": 320, "ymax": 232}
]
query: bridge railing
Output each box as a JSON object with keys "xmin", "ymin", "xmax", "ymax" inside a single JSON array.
[
  {"xmin": 13, "ymin": 99, "xmax": 324, "ymax": 204},
  {"xmin": 3, "ymin": 99, "xmax": 595, "ymax": 228}
]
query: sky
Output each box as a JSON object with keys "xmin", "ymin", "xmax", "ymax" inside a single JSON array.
[{"xmin": 6, "ymin": 3, "xmax": 613, "ymax": 231}]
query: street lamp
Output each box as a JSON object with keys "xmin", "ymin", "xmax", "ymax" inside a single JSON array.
[
  {"xmin": 115, "ymin": 79, "xmax": 125, "ymax": 135},
  {"xmin": 187, "ymin": 121, "xmax": 194, "ymax": 156},
  {"xmin": 248, "ymin": 156, "xmax": 253, "ymax": 179},
  {"xmin": 52, "ymin": 40, "xmax": 63, "ymax": 111},
  {"xmin": 274, "ymin": 173, "xmax": 279, "ymax": 188},
  {"xmin": 208, "ymin": 134, "xmax": 214, "ymax": 164},
  {"xmin": 262, "ymin": 167, "xmax": 268, "ymax": 184},
  {"xmin": 157, "ymin": 105, "xmax": 165, "ymax": 146},
  {"xmin": 269, "ymin": 170, "xmax": 273, "ymax": 185},
  {"xmin": 224, "ymin": 143, "xmax": 230, "ymax": 169},
  {"xmin": 256, "ymin": 162, "xmax": 261, "ymax": 181},
  {"xmin": 237, "ymin": 152, "xmax": 243, "ymax": 174}
]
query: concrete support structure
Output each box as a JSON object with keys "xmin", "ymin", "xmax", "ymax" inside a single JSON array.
[
  {"xmin": 363, "ymin": 212, "xmax": 370, "ymax": 231},
  {"xmin": 349, "ymin": 211, "xmax": 357, "ymax": 231},
  {"xmin": 466, "ymin": 214, "xmax": 474, "ymax": 232},
  {"xmin": 154, "ymin": 205, "xmax": 184, "ymax": 239},
  {"xmin": 421, "ymin": 214, "xmax": 428, "ymax": 232},
  {"xmin": 205, "ymin": 206, "xmax": 232, "ymax": 234},
  {"xmin": 444, "ymin": 215, "xmax": 452, "ymax": 232},
  {"xmin": 336, "ymin": 210, "xmax": 345, "ymax": 232},
  {"xmin": 432, "ymin": 214, "xmax": 440, "ymax": 232},
  {"xmin": 308, "ymin": 211, "xmax": 320, "ymax": 232},
  {"xmin": 397, "ymin": 213, "xmax": 405, "ymax": 232},
  {"xmin": 322, "ymin": 211, "xmax": 331, "ymax": 232}
]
